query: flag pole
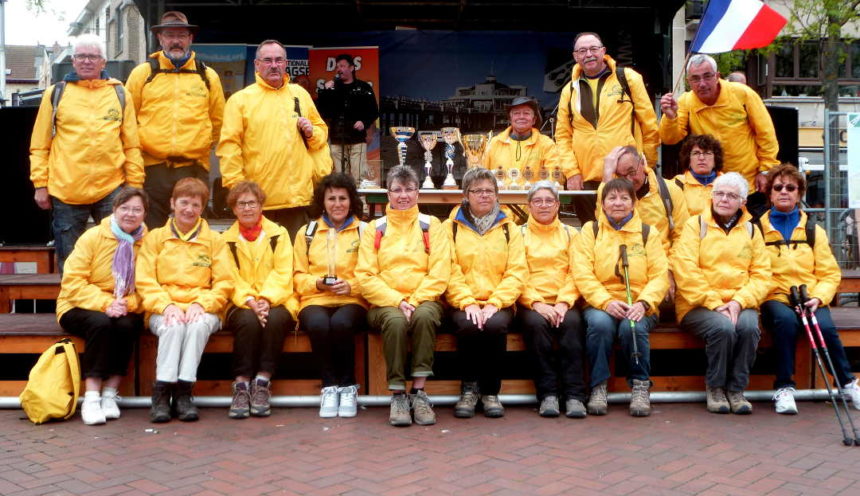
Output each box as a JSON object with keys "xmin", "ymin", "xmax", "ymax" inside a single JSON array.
[{"xmin": 672, "ymin": 51, "xmax": 692, "ymax": 96}]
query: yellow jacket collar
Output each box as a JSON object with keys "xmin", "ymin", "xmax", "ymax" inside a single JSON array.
[
  {"xmin": 527, "ymin": 215, "xmax": 561, "ymax": 233},
  {"xmin": 702, "ymin": 204, "xmax": 752, "ymax": 228},
  {"xmin": 255, "ymin": 72, "xmax": 291, "ymax": 91},
  {"xmin": 384, "ymin": 204, "xmax": 420, "ymax": 224},
  {"xmin": 599, "ymin": 208, "xmax": 644, "ymax": 234},
  {"xmin": 572, "ymin": 54, "xmax": 617, "ymax": 80},
  {"xmin": 150, "ymin": 50, "xmax": 198, "ymax": 71},
  {"xmin": 498, "ymin": 127, "xmax": 540, "ymax": 145},
  {"xmin": 222, "ymin": 216, "xmax": 284, "ymax": 241}
]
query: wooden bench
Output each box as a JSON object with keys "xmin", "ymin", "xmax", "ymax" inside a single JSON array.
[
  {"xmin": 0, "ymin": 246, "xmax": 55, "ymax": 274},
  {"xmin": 0, "ymin": 273, "xmax": 62, "ymax": 313}
]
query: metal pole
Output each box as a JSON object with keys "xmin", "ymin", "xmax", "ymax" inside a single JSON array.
[
  {"xmin": 825, "ymin": 108, "xmax": 832, "ymax": 236},
  {"xmin": 0, "ymin": 0, "xmax": 7, "ymax": 106}
]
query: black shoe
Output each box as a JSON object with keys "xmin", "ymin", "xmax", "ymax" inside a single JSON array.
[
  {"xmin": 150, "ymin": 381, "xmax": 172, "ymax": 423},
  {"xmin": 173, "ymin": 380, "xmax": 199, "ymax": 422}
]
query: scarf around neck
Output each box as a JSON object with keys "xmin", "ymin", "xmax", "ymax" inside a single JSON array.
[
  {"xmin": 170, "ymin": 217, "xmax": 202, "ymax": 242},
  {"xmin": 110, "ymin": 215, "xmax": 144, "ymax": 297},
  {"xmin": 464, "ymin": 202, "xmax": 501, "ymax": 235},
  {"xmin": 692, "ymin": 170, "xmax": 717, "ymax": 186}
]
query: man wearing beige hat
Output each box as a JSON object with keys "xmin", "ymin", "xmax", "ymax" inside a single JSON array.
[{"xmin": 126, "ymin": 11, "xmax": 225, "ymax": 228}]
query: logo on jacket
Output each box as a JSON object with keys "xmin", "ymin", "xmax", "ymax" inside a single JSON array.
[
  {"xmin": 192, "ymin": 254, "xmax": 212, "ymax": 267},
  {"xmin": 186, "ymin": 85, "xmax": 208, "ymax": 98},
  {"xmin": 104, "ymin": 108, "xmax": 122, "ymax": 122},
  {"xmin": 605, "ymin": 84, "xmax": 624, "ymax": 98}
]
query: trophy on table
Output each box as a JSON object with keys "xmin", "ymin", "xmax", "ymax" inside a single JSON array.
[
  {"xmin": 552, "ymin": 165, "xmax": 564, "ymax": 188},
  {"xmin": 493, "ymin": 164, "xmax": 506, "ymax": 189},
  {"xmin": 440, "ymin": 127, "xmax": 460, "ymax": 190},
  {"xmin": 360, "ymin": 159, "xmax": 382, "ymax": 189},
  {"xmin": 418, "ymin": 131, "xmax": 440, "ymax": 189},
  {"xmin": 390, "ymin": 126, "xmax": 415, "ymax": 167},
  {"xmin": 462, "ymin": 134, "xmax": 488, "ymax": 170},
  {"xmin": 538, "ymin": 164, "xmax": 550, "ymax": 182},
  {"xmin": 324, "ymin": 228, "xmax": 338, "ymax": 286},
  {"xmin": 522, "ymin": 165, "xmax": 535, "ymax": 189},
  {"xmin": 508, "ymin": 168, "xmax": 523, "ymax": 190}
]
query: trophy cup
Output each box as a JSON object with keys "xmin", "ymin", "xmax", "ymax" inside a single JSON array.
[
  {"xmin": 522, "ymin": 165, "xmax": 535, "ymax": 189},
  {"xmin": 462, "ymin": 134, "xmax": 488, "ymax": 169},
  {"xmin": 441, "ymin": 127, "xmax": 460, "ymax": 190},
  {"xmin": 324, "ymin": 228, "xmax": 337, "ymax": 286},
  {"xmin": 552, "ymin": 165, "xmax": 564, "ymax": 188},
  {"xmin": 360, "ymin": 159, "xmax": 383, "ymax": 189},
  {"xmin": 390, "ymin": 126, "xmax": 415, "ymax": 167},
  {"xmin": 508, "ymin": 168, "xmax": 523, "ymax": 190},
  {"xmin": 493, "ymin": 165, "xmax": 506, "ymax": 189},
  {"xmin": 418, "ymin": 131, "xmax": 440, "ymax": 189}
]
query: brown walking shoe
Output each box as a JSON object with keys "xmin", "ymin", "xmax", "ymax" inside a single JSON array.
[
  {"xmin": 727, "ymin": 390, "xmax": 752, "ymax": 414},
  {"xmin": 250, "ymin": 378, "xmax": 272, "ymax": 417},
  {"xmin": 229, "ymin": 381, "xmax": 250, "ymax": 419},
  {"xmin": 410, "ymin": 390, "xmax": 436, "ymax": 425},
  {"xmin": 454, "ymin": 381, "xmax": 480, "ymax": 418},
  {"xmin": 587, "ymin": 381, "xmax": 608, "ymax": 416},
  {"xmin": 706, "ymin": 386, "xmax": 730, "ymax": 414},
  {"xmin": 629, "ymin": 379, "xmax": 651, "ymax": 417}
]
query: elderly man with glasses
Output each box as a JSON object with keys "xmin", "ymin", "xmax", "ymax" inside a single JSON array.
[{"xmin": 660, "ymin": 54, "xmax": 779, "ymax": 216}]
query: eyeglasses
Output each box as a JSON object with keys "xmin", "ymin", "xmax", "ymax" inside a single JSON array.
[
  {"xmin": 574, "ymin": 46, "xmax": 604, "ymax": 55},
  {"xmin": 257, "ymin": 57, "xmax": 287, "ymax": 65},
  {"xmin": 691, "ymin": 151, "xmax": 714, "ymax": 158},
  {"xmin": 713, "ymin": 191, "xmax": 742, "ymax": 201},
  {"xmin": 73, "ymin": 54, "xmax": 103, "ymax": 62},
  {"xmin": 530, "ymin": 198, "xmax": 557, "ymax": 207},
  {"xmin": 236, "ymin": 200, "xmax": 259, "ymax": 209},
  {"xmin": 468, "ymin": 189, "xmax": 496, "ymax": 197},
  {"xmin": 772, "ymin": 183, "xmax": 798, "ymax": 193},
  {"xmin": 389, "ymin": 187, "xmax": 418, "ymax": 195},
  {"xmin": 688, "ymin": 73, "xmax": 717, "ymax": 84},
  {"xmin": 117, "ymin": 205, "xmax": 144, "ymax": 215},
  {"xmin": 160, "ymin": 32, "xmax": 191, "ymax": 41}
]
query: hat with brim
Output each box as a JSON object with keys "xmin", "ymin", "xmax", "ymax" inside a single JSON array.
[
  {"xmin": 506, "ymin": 96, "xmax": 542, "ymax": 130},
  {"xmin": 151, "ymin": 11, "xmax": 199, "ymax": 35}
]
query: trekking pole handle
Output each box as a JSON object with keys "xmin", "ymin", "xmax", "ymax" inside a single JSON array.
[
  {"xmin": 790, "ymin": 286, "xmax": 801, "ymax": 309},
  {"xmin": 799, "ymin": 284, "xmax": 810, "ymax": 306},
  {"xmin": 620, "ymin": 244, "xmax": 629, "ymax": 268}
]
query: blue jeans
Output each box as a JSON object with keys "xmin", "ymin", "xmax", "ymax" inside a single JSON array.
[
  {"xmin": 760, "ymin": 301, "xmax": 855, "ymax": 389},
  {"xmin": 584, "ymin": 307, "xmax": 657, "ymax": 387},
  {"xmin": 51, "ymin": 187, "xmax": 119, "ymax": 273}
]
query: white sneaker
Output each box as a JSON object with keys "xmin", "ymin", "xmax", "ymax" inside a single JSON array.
[
  {"xmin": 101, "ymin": 389, "xmax": 121, "ymax": 420},
  {"xmin": 841, "ymin": 378, "xmax": 860, "ymax": 410},
  {"xmin": 319, "ymin": 386, "xmax": 339, "ymax": 418},
  {"xmin": 338, "ymin": 385, "xmax": 359, "ymax": 418},
  {"xmin": 81, "ymin": 397, "xmax": 106, "ymax": 425},
  {"xmin": 773, "ymin": 387, "xmax": 798, "ymax": 415}
]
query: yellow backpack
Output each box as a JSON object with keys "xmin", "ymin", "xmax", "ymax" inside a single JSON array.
[{"xmin": 19, "ymin": 338, "xmax": 81, "ymax": 424}]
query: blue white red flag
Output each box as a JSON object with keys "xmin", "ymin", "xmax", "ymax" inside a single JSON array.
[{"xmin": 691, "ymin": 0, "xmax": 787, "ymax": 54}]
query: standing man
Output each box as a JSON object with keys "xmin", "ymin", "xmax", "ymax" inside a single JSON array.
[
  {"xmin": 555, "ymin": 32, "xmax": 659, "ymax": 224},
  {"xmin": 218, "ymin": 40, "xmax": 330, "ymax": 238},
  {"xmin": 30, "ymin": 34, "xmax": 144, "ymax": 272},
  {"xmin": 317, "ymin": 54, "xmax": 379, "ymax": 185},
  {"xmin": 125, "ymin": 11, "xmax": 225, "ymax": 229},
  {"xmin": 660, "ymin": 54, "xmax": 778, "ymax": 214}
]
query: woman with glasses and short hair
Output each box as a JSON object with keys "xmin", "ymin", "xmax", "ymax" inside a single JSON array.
[
  {"xmin": 673, "ymin": 134, "xmax": 724, "ymax": 216},
  {"xmin": 445, "ymin": 167, "xmax": 528, "ymax": 419}
]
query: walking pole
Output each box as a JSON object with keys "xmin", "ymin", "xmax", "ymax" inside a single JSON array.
[
  {"xmin": 619, "ymin": 245, "xmax": 641, "ymax": 365},
  {"xmin": 799, "ymin": 285, "xmax": 860, "ymax": 445},
  {"xmin": 790, "ymin": 286, "xmax": 854, "ymax": 446}
]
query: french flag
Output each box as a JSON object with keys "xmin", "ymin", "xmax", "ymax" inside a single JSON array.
[{"xmin": 691, "ymin": 0, "xmax": 788, "ymax": 54}]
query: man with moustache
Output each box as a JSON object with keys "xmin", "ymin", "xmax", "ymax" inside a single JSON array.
[
  {"xmin": 125, "ymin": 11, "xmax": 225, "ymax": 228},
  {"xmin": 317, "ymin": 54, "xmax": 378, "ymax": 185},
  {"xmin": 218, "ymin": 40, "xmax": 330, "ymax": 238},
  {"xmin": 555, "ymin": 32, "xmax": 659, "ymax": 224}
]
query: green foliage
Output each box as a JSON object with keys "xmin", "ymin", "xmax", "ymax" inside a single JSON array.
[{"xmin": 714, "ymin": 51, "xmax": 747, "ymax": 75}]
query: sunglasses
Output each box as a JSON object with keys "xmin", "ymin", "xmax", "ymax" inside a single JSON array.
[{"xmin": 772, "ymin": 184, "xmax": 798, "ymax": 193}]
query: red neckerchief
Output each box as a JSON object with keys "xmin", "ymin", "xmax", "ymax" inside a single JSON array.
[{"xmin": 240, "ymin": 220, "xmax": 263, "ymax": 242}]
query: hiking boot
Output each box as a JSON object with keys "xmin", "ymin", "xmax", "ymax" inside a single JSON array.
[
  {"xmin": 149, "ymin": 381, "xmax": 172, "ymax": 423},
  {"xmin": 410, "ymin": 390, "xmax": 436, "ymax": 425},
  {"xmin": 587, "ymin": 381, "xmax": 608, "ymax": 416},
  {"xmin": 229, "ymin": 381, "xmax": 250, "ymax": 419},
  {"xmin": 81, "ymin": 394, "xmax": 106, "ymax": 426},
  {"xmin": 101, "ymin": 388, "xmax": 121, "ymax": 420},
  {"xmin": 841, "ymin": 378, "xmax": 860, "ymax": 410},
  {"xmin": 173, "ymin": 380, "xmax": 199, "ymax": 422},
  {"xmin": 727, "ymin": 390, "xmax": 752, "ymax": 414},
  {"xmin": 482, "ymin": 395, "xmax": 505, "ymax": 418},
  {"xmin": 250, "ymin": 378, "xmax": 272, "ymax": 417},
  {"xmin": 565, "ymin": 398, "xmax": 587, "ymax": 419},
  {"xmin": 454, "ymin": 381, "xmax": 480, "ymax": 418},
  {"xmin": 319, "ymin": 385, "xmax": 339, "ymax": 418},
  {"xmin": 706, "ymin": 386, "xmax": 730, "ymax": 414},
  {"xmin": 389, "ymin": 393, "xmax": 412, "ymax": 427},
  {"xmin": 773, "ymin": 387, "xmax": 798, "ymax": 415},
  {"xmin": 338, "ymin": 385, "xmax": 359, "ymax": 418},
  {"xmin": 538, "ymin": 395, "xmax": 560, "ymax": 417},
  {"xmin": 629, "ymin": 379, "xmax": 651, "ymax": 417}
]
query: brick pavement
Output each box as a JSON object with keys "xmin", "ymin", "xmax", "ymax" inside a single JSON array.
[{"xmin": 1, "ymin": 401, "xmax": 860, "ymax": 495}]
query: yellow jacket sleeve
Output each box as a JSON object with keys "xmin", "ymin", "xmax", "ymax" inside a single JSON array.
[
  {"xmin": 742, "ymin": 86, "xmax": 779, "ymax": 174},
  {"xmin": 193, "ymin": 236, "xmax": 233, "ymax": 313},
  {"xmin": 557, "ymin": 232, "xmax": 581, "ymax": 306},
  {"xmin": 218, "ymin": 94, "xmax": 246, "ymax": 189},
  {"xmin": 731, "ymin": 228, "xmax": 773, "ymax": 309},
  {"xmin": 408, "ymin": 219, "xmax": 451, "ymax": 307},
  {"xmin": 658, "ymin": 94, "xmax": 691, "ymax": 145},
  {"xmin": 355, "ymin": 220, "xmax": 409, "ymax": 308},
  {"xmin": 629, "ymin": 69, "xmax": 660, "ymax": 166},
  {"xmin": 638, "ymin": 225, "xmax": 670, "ymax": 312},
  {"xmin": 671, "ymin": 217, "xmax": 726, "ymax": 311},
  {"xmin": 553, "ymin": 83, "xmax": 581, "ymax": 178},
  {"xmin": 292, "ymin": 225, "xmax": 318, "ymax": 298},
  {"xmin": 297, "ymin": 87, "xmax": 328, "ymax": 152},
  {"xmin": 259, "ymin": 234, "xmax": 294, "ymax": 307},
  {"xmin": 810, "ymin": 226, "xmax": 841, "ymax": 306},
  {"xmin": 572, "ymin": 222, "xmax": 615, "ymax": 310},
  {"xmin": 206, "ymin": 68, "xmax": 226, "ymax": 148},
  {"xmin": 135, "ymin": 233, "xmax": 174, "ymax": 314},
  {"xmin": 60, "ymin": 231, "xmax": 115, "ymax": 313},
  {"xmin": 28, "ymin": 88, "xmax": 55, "ymax": 189},
  {"xmin": 486, "ymin": 225, "xmax": 527, "ymax": 309},
  {"xmin": 444, "ymin": 220, "xmax": 476, "ymax": 309},
  {"xmin": 119, "ymin": 89, "xmax": 144, "ymax": 189},
  {"xmin": 667, "ymin": 184, "xmax": 690, "ymax": 258},
  {"xmin": 228, "ymin": 254, "xmax": 256, "ymax": 309}
]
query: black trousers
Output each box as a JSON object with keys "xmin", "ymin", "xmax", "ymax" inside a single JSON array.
[
  {"xmin": 60, "ymin": 308, "xmax": 142, "ymax": 379},
  {"xmin": 143, "ymin": 163, "xmax": 208, "ymax": 229},
  {"xmin": 266, "ymin": 206, "xmax": 310, "ymax": 241},
  {"xmin": 571, "ymin": 180, "xmax": 601, "ymax": 224},
  {"xmin": 518, "ymin": 305, "xmax": 586, "ymax": 401},
  {"xmin": 299, "ymin": 304, "xmax": 366, "ymax": 387},
  {"xmin": 226, "ymin": 306, "xmax": 292, "ymax": 378},
  {"xmin": 452, "ymin": 307, "xmax": 514, "ymax": 395}
]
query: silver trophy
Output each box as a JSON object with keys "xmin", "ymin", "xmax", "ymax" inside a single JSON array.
[
  {"xmin": 418, "ymin": 131, "xmax": 440, "ymax": 189},
  {"xmin": 390, "ymin": 126, "xmax": 415, "ymax": 167},
  {"xmin": 441, "ymin": 127, "xmax": 460, "ymax": 190},
  {"xmin": 324, "ymin": 228, "xmax": 337, "ymax": 285}
]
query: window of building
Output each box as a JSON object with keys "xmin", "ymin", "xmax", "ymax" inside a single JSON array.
[{"xmin": 116, "ymin": 6, "xmax": 124, "ymax": 55}]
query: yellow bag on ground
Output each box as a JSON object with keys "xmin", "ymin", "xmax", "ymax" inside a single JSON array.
[{"xmin": 19, "ymin": 338, "xmax": 81, "ymax": 424}]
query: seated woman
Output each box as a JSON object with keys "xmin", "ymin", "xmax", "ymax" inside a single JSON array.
[
  {"xmin": 517, "ymin": 180, "xmax": 585, "ymax": 418},
  {"xmin": 573, "ymin": 178, "xmax": 668, "ymax": 417},
  {"xmin": 445, "ymin": 167, "xmax": 527, "ymax": 419},
  {"xmin": 222, "ymin": 181, "xmax": 295, "ymax": 419},
  {"xmin": 759, "ymin": 164, "xmax": 860, "ymax": 414},
  {"xmin": 673, "ymin": 134, "xmax": 724, "ymax": 216},
  {"xmin": 294, "ymin": 173, "xmax": 368, "ymax": 418},
  {"xmin": 355, "ymin": 165, "xmax": 450, "ymax": 427},
  {"xmin": 673, "ymin": 172, "xmax": 772, "ymax": 414},
  {"xmin": 136, "ymin": 177, "xmax": 232, "ymax": 423},
  {"xmin": 57, "ymin": 187, "xmax": 148, "ymax": 425}
]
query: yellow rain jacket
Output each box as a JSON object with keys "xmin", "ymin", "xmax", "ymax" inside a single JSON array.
[
  {"xmin": 518, "ymin": 216, "xmax": 579, "ymax": 308},
  {"xmin": 56, "ymin": 217, "xmax": 146, "ymax": 320},
  {"xmin": 218, "ymin": 73, "xmax": 330, "ymax": 210},
  {"xmin": 444, "ymin": 205, "xmax": 527, "ymax": 309},
  {"xmin": 30, "ymin": 78, "xmax": 144, "ymax": 205},
  {"xmin": 573, "ymin": 211, "xmax": 668, "ymax": 314},
  {"xmin": 136, "ymin": 219, "xmax": 232, "ymax": 314},
  {"xmin": 659, "ymin": 81, "xmax": 779, "ymax": 187},
  {"xmin": 672, "ymin": 209, "xmax": 772, "ymax": 321},
  {"xmin": 673, "ymin": 171, "xmax": 721, "ymax": 217},
  {"xmin": 596, "ymin": 168, "xmax": 689, "ymax": 256},
  {"xmin": 221, "ymin": 216, "xmax": 294, "ymax": 311},
  {"xmin": 760, "ymin": 210, "xmax": 840, "ymax": 306},
  {"xmin": 555, "ymin": 55, "xmax": 659, "ymax": 182},
  {"xmin": 125, "ymin": 51, "xmax": 225, "ymax": 169},
  {"xmin": 294, "ymin": 216, "xmax": 368, "ymax": 311},
  {"xmin": 483, "ymin": 127, "xmax": 559, "ymax": 186},
  {"xmin": 356, "ymin": 205, "xmax": 450, "ymax": 308}
]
